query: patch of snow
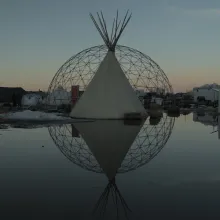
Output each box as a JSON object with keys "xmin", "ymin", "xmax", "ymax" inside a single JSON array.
[{"xmin": 0, "ymin": 110, "xmax": 69, "ymax": 121}]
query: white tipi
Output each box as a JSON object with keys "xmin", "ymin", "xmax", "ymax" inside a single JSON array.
[{"xmin": 70, "ymin": 11, "xmax": 146, "ymax": 119}]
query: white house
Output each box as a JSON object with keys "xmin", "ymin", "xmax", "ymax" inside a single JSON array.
[
  {"xmin": 21, "ymin": 93, "xmax": 43, "ymax": 106},
  {"xmin": 193, "ymin": 84, "xmax": 220, "ymax": 102},
  {"xmin": 47, "ymin": 86, "xmax": 71, "ymax": 106}
]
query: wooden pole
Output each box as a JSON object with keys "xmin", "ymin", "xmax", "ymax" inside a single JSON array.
[
  {"xmin": 218, "ymin": 90, "xmax": 220, "ymax": 114},
  {"xmin": 218, "ymin": 115, "xmax": 220, "ymax": 139}
]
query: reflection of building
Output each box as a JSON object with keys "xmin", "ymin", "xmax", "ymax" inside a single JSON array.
[
  {"xmin": 71, "ymin": 125, "xmax": 79, "ymax": 137},
  {"xmin": 194, "ymin": 112, "xmax": 220, "ymax": 140},
  {"xmin": 135, "ymin": 89, "xmax": 145, "ymax": 97},
  {"xmin": 193, "ymin": 112, "xmax": 217, "ymax": 126}
]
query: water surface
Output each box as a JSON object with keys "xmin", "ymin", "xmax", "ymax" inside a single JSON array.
[{"xmin": 0, "ymin": 113, "xmax": 220, "ymax": 219}]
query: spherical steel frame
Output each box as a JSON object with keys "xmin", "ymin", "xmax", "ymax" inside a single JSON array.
[{"xmin": 47, "ymin": 45, "xmax": 173, "ymax": 105}]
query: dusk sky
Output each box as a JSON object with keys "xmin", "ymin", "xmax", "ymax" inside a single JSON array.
[{"xmin": 1, "ymin": 0, "xmax": 220, "ymax": 92}]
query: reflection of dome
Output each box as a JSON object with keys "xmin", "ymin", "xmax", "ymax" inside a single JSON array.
[
  {"xmin": 48, "ymin": 114, "xmax": 175, "ymax": 174},
  {"xmin": 49, "ymin": 114, "xmax": 174, "ymax": 219}
]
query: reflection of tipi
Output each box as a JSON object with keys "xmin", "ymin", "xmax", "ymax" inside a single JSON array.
[
  {"xmin": 73, "ymin": 120, "xmax": 144, "ymax": 181},
  {"xmin": 73, "ymin": 120, "xmax": 144, "ymax": 218},
  {"xmin": 70, "ymin": 11, "xmax": 146, "ymax": 119}
]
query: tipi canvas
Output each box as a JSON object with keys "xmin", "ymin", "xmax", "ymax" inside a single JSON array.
[{"xmin": 70, "ymin": 11, "xmax": 146, "ymax": 119}]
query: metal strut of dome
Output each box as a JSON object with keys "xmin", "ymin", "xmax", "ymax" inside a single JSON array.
[{"xmin": 90, "ymin": 10, "xmax": 132, "ymax": 52}]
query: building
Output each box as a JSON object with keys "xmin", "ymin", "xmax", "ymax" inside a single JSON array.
[
  {"xmin": 0, "ymin": 87, "xmax": 26, "ymax": 103},
  {"xmin": 21, "ymin": 93, "xmax": 44, "ymax": 106},
  {"xmin": 0, "ymin": 87, "xmax": 47, "ymax": 106},
  {"xmin": 193, "ymin": 84, "xmax": 220, "ymax": 102}
]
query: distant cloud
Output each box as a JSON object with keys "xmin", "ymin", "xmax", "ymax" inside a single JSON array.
[
  {"xmin": 185, "ymin": 8, "xmax": 220, "ymax": 17},
  {"xmin": 167, "ymin": 5, "xmax": 220, "ymax": 17}
]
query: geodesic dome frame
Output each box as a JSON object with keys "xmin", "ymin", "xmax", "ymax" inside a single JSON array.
[
  {"xmin": 48, "ymin": 114, "xmax": 175, "ymax": 174},
  {"xmin": 47, "ymin": 45, "xmax": 173, "ymax": 106}
]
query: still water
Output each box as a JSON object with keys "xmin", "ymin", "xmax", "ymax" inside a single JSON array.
[{"xmin": 0, "ymin": 112, "xmax": 220, "ymax": 220}]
